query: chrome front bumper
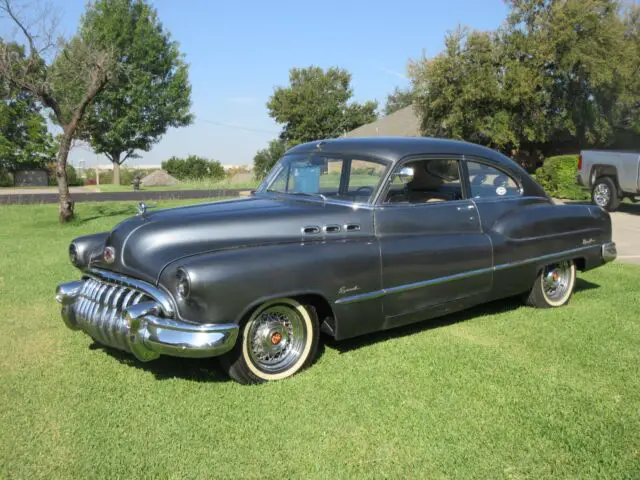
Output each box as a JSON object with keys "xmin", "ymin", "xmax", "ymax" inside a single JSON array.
[
  {"xmin": 55, "ymin": 269, "xmax": 238, "ymax": 362},
  {"xmin": 602, "ymin": 242, "xmax": 617, "ymax": 263}
]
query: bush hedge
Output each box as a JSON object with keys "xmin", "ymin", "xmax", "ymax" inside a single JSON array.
[
  {"xmin": 535, "ymin": 155, "xmax": 590, "ymax": 200},
  {"xmin": 162, "ymin": 155, "xmax": 225, "ymax": 181},
  {"xmin": 46, "ymin": 164, "xmax": 84, "ymax": 187},
  {"xmin": 0, "ymin": 169, "xmax": 13, "ymax": 187},
  {"xmin": 84, "ymin": 167, "xmax": 159, "ymax": 185}
]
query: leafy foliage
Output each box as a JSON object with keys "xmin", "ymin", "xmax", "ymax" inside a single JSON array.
[
  {"xmin": 409, "ymin": 0, "xmax": 640, "ymax": 157},
  {"xmin": 535, "ymin": 155, "xmax": 590, "ymax": 200},
  {"xmin": 0, "ymin": 43, "xmax": 56, "ymax": 172},
  {"xmin": 0, "ymin": 0, "xmax": 117, "ymax": 221},
  {"xmin": 253, "ymin": 138, "xmax": 286, "ymax": 180},
  {"xmin": 383, "ymin": 86, "xmax": 413, "ymax": 116},
  {"xmin": 78, "ymin": 0, "xmax": 193, "ymax": 183},
  {"xmin": 267, "ymin": 66, "xmax": 378, "ymax": 145},
  {"xmin": 161, "ymin": 155, "xmax": 225, "ymax": 181}
]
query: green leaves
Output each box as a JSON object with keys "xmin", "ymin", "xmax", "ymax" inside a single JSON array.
[
  {"xmin": 267, "ymin": 66, "xmax": 378, "ymax": 145},
  {"xmin": 0, "ymin": 47, "xmax": 56, "ymax": 173},
  {"xmin": 410, "ymin": 0, "xmax": 640, "ymax": 159},
  {"xmin": 161, "ymin": 155, "xmax": 225, "ymax": 181},
  {"xmin": 383, "ymin": 87, "xmax": 413, "ymax": 116},
  {"xmin": 253, "ymin": 139, "xmax": 286, "ymax": 180},
  {"xmin": 78, "ymin": 0, "xmax": 193, "ymax": 174}
]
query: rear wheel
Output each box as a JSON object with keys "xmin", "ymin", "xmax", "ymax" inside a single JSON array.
[
  {"xmin": 525, "ymin": 260, "xmax": 576, "ymax": 308},
  {"xmin": 220, "ymin": 298, "xmax": 319, "ymax": 384},
  {"xmin": 591, "ymin": 176, "xmax": 620, "ymax": 211}
]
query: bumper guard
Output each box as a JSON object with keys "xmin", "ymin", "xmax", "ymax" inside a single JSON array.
[{"xmin": 56, "ymin": 275, "xmax": 238, "ymax": 362}]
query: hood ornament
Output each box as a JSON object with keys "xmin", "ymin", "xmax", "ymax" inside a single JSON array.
[{"xmin": 137, "ymin": 201, "xmax": 156, "ymax": 216}]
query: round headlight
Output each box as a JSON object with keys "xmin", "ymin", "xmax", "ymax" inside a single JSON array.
[
  {"xmin": 176, "ymin": 269, "xmax": 190, "ymax": 299},
  {"xmin": 69, "ymin": 244, "xmax": 79, "ymax": 266}
]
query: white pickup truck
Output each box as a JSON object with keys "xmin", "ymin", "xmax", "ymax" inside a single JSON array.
[{"xmin": 577, "ymin": 150, "xmax": 640, "ymax": 211}]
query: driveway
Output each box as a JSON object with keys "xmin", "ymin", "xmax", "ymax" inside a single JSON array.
[{"xmin": 610, "ymin": 204, "xmax": 640, "ymax": 264}]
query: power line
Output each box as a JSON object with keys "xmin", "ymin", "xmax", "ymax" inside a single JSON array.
[{"xmin": 197, "ymin": 117, "xmax": 280, "ymax": 135}]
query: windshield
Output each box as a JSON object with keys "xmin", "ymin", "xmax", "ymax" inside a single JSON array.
[{"xmin": 257, "ymin": 153, "xmax": 389, "ymax": 204}]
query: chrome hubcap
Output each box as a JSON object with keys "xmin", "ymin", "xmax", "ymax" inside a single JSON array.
[
  {"xmin": 593, "ymin": 184, "xmax": 610, "ymax": 207},
  {"xmin": 247, "ymin": 305, "xmax": 306, "ymax": 373},
  {"xmin": 542, "ymin": 261, "xmax": 572, "ymax": 301}
]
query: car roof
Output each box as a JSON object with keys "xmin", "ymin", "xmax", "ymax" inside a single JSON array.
[
  {"xmin": 287, "ymin": 136, "xmax": 509, "ymax": 165},
  {"xmin": 287, "ymin": 136, "xmax": 547, "ymax": 198}
]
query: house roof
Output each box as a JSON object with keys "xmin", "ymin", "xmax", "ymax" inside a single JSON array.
[{"xmin": 344, "ymin": 105, "xmax": 421, "ymax": 138}]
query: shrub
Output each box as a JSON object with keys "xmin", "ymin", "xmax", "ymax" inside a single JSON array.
[
  {"xmin": 162, "ymin": 155, "xmax": 225, "ymax": 181},
  {"xmin": 46, "ymin": 164, "xmax": 84, "ymax": 187},
  {"xmin": 535, "ymin": 155, "xmax": 590, "ymax": 200},
  {"xmin": 0, "ymin": 169, "xmax": 13, "ymax": 187}
]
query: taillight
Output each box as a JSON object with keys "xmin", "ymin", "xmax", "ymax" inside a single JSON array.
[{"xmin": 578, "ymin": 154, "xmax": 583, "ymax": 170}]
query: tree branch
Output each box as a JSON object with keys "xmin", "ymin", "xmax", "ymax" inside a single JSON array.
[{"xmin": 0, "ymin": 0, "xmax": 37, "ymax": 57}]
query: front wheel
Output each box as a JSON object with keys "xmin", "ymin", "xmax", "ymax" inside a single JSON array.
[
  {"xmin": 220, "ymin": 298, "xmax": 319, "ymax": 384},
  {"xmin": 525, "ymin": 260, "xmax": 577, "ymax": 308},
  {"xmin": 592, "ymin": 176, "xmax": 620, "ymax": 212}
]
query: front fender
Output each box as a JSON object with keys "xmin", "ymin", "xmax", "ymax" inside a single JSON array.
[{"xmin": 158, "ymin": 239, "xmax": 383, "ymax": 340}]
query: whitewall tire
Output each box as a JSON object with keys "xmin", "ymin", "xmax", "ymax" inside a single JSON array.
[{"xmin": 220, "ymin": 298, "xmax": 319, "ymax": 384}]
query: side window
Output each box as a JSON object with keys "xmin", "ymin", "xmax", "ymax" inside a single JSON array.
[
  {"xmin": 385, "ymin": 158, "xmax": 463, "ymax": 204},
  {"xmin": 467, "ymin": 161, "xmax": 521, "ymax": 199},
  {"xmin": 348, "ymin": 159, "xmax": 387, "ymax": 201}
]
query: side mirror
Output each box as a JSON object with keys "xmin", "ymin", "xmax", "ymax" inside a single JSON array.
[{"xmin": 393, "ymin": 167, "xmax": 414, "ymax": 184}]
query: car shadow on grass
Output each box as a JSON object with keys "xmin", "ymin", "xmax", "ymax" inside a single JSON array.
[
  {"xmin": 90, "ymin": 343, "xmax": 230, "ymax": 382},
  {"xmin": 88, "ymin": 278, "xmax": 599, "ymax": 381}
]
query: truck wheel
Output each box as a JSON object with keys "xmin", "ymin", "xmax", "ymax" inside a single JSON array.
[
  {"xmin": 592, "ymin": 177, "xmax": 620, "ymax": 211},
  {"xmin": 220, "ymin": 298, "xmax": 319, "ymax": 384},
  {"xmin": 525, "ymin": 260, "xmax": 576, "ymax": 308}
]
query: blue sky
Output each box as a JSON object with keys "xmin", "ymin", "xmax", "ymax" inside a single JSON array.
[{"xmin": 3, "ymin": 0, "xmax": 509, "ymax": 166}]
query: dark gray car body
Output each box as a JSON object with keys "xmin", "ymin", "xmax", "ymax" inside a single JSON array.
[{"xmin": 67, "ymin": 137, "xmax": 613, "ymax": 342}]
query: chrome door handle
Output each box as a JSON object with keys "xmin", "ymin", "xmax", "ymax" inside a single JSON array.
[{"xmin": 457, "ymin": 205, "xmax": 474, "ymax": 211}]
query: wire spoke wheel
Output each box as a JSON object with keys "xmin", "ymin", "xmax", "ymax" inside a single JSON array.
[
  {"xmin": 542, "ymin": 261, "xmax": 573, "ymax": 302},
  {"xmin": 246, "ymin": 304, "xmax": 307, "ymax": 374}
]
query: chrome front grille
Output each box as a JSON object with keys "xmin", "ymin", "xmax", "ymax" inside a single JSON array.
[{"xmin": 73, "ymin": 276, "xmax": 154, "ymax": 352}]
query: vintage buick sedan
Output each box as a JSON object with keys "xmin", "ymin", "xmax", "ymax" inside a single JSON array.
[{"xmin": 56, "ymin": 137, "xmax": 617, "ymax": 384}]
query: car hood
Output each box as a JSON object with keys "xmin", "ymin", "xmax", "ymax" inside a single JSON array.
[{"xmin": 93, "ymin": 196, "xmax": 372, "ymax": 284}]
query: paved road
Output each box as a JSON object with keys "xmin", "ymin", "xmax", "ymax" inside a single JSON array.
[
  {"xmin": 0, "ymin": 188, "xmax": 244, "ymax": 204},
  {"xmin": 610, "ymin": 204, "xmax": 640, "ymax": 264}
]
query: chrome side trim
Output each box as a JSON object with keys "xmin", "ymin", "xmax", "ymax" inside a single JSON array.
[
  {"xmin": 492, "ymin": 245, "xmax": 596, "ymax": 271},
  {"xmin": 86, "ymin": 268, "xmax": 175, "ymax": 317},
  {"xmin": 335, "ymin": 244, "xmax": 600, "ymax": 305}
]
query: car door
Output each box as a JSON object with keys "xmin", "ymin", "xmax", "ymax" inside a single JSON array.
[{"xmin": 375, "ymin": 156, "xmax": 493, "ymax": 325}]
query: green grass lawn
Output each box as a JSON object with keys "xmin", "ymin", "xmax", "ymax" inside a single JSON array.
[{"xmin": 1, "ymin": 201, "xmax": 639, "ymax": 479}]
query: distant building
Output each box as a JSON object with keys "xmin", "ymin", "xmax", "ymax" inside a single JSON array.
[{"xmin": 344, "ymin": 105, "xmax": 421, "ymax": 138}]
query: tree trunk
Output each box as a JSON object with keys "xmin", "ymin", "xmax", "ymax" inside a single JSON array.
[
  {"xmin": 112, "ymin": 158, "xmax": 121, "ymax": 185},
  {"xmin": 56, "ymin": 131, "xmax": 74, "ymax": 223}
]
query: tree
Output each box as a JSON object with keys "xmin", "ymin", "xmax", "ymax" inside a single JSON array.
[
  {"xmin": 0, "ymin": 49, "xmax": 56, "ymax": 173},
  {"xmin": 501, "ymin": 0, "xmax": 639, "ymax": 154},
  {"xmin": 0, "ymin": 0, "xmax": 116, "ymax": 221},
  {"xmin": 383, "ymin": 86, "xmax": 413, "ymax": 116},
  {"xmin": 410, "ymin": 28, "xmax": 516, "ymax": 152},
  {"xmin": 409, "ymin": 0, "xmax": 640, "ymax": 163},
  {"xmin": 267, "ymin": 66, "xmax": 378, "ymax": 145},
  {"xmin": 79, "ymin": 0, "xmax": 193, "ymax": 185},
  {"xmin": 253, "ymin": 138, "xmax": 286, "ymax": 180}
]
